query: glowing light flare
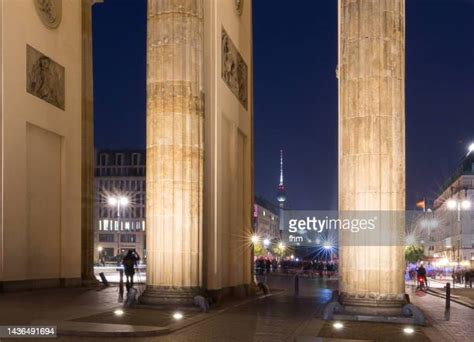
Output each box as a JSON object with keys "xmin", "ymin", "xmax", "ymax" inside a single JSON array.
[
  {"xmin": 468, "ymin": 142, "xmax": 474, "ymax": 154},
  {"xmin": 172, "ymin": 312, "xmax": 184, "ymax": 320},
  {"xmin": 119, "ymin": 196, "xmax": 129, "ymax": 206},
  {"xmin": 461, "ymin": 199, "xmax": 471, "ymax": 210},
  {"xmin": 114, "ymin": 309, "xmax": 124, "ymax": 316},
  {"xmin": 446, "ymin": 199, "xmax": 457, "ymax": 210},
  {"xmin": 403, "ymin": 327, "xmax": 415, "ymax": 335},
  {"xmin": 333, "ymin": 322, "xmax": 344, "ymax": 330}
]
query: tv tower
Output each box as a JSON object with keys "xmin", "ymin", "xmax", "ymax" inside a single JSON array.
[{"xmin": 277, "ymin": 149, "xmax": 286, "ymax": 208}]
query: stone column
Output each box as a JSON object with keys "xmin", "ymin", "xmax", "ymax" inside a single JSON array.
[
  {"xmin": 338, "ymin": 0, "xmax": 406, "ymax": 314},
  {"xmin": 81, "ymin": 0, "xmax": 97, "ymax": 283},
  {"xmin": 140, "ymin": 0, "xmax": 204, "ymax": 304}
]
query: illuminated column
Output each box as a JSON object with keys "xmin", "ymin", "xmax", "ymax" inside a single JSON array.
[
  {"xmin": 81, "ymin": 0, "xmax": 96, "ymax": 282},
  {"xmin": 140, "ymin": 0, "xmax": 204, "ymax": 304},
  {"xmin": 338, "ymin": 0, "xmax": 406, "ymax": 313}
]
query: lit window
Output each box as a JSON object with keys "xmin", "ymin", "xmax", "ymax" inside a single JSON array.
[
  {"xmin": 103, "ymin": 220, "xmax": 109, "ymax": 230},
  {"xmin": 125, "ymin": 222, "xmax": 130, "ymax": 230}
]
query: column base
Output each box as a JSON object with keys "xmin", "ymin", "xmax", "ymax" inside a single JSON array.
[
  {"xmin": 139, "ymin": 285, "xmax": 201, "ymax": 306},
  {"xmin": 339, "ymin": 291, "xmax": 406, "ymax": 316}
]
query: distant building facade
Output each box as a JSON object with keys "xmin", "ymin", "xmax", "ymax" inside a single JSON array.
[
  {"xmin": 254, "ymin": 197, "xmax": 280, "ymax": 241},
  {"xmin": 94, "ymin": 150, "xmax": 146, "ymax": 263},
  {"xmin": 430, "ymin": 151, "xmax": 474, "ymax": 267}
]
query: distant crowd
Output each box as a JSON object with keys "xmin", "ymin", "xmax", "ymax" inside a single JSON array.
[{"xmin": 255, "ymin": 257, "xmax": 338, "ymax": 278}]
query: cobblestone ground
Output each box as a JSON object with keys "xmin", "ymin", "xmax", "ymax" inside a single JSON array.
[
  {"xmin": 409, "ymin": 285, "xmax": 474, "ymax": 342},
  {"xmin": 7, "ymin": 276, "xmax": 473, "ymax": 342}
]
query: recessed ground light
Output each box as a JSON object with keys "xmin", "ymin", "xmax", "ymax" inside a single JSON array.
[
  {"xmin": 173, "ymin": 312, "xmax": 184, "ymax": 320},
  {"xmin": 114, "ymin": 309, "xmax": 124, "ymax": 316},
  {"xmin": 333, "ymin": 322, "xmax": 344, "ymax": 329},
  {"xmin": 403, "ymin": 327, "xmax": 415, "ymax": 335}
]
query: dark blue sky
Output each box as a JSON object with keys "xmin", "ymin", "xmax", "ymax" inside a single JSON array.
[{"xmin": 93, "ymin": 0, "xmax": 474, "ymax": 210}]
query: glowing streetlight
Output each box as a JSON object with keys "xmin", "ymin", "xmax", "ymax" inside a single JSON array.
[
  {"xmin": 97, "ymin": 246, "xmax": 103, "ymax": 252},
  {"xmin": 468, "ymin": 142, "xmax": 474, "ymax": 154},
  {"xmin": 251, "ymin": 235, "xmax": 259, "ymax": 244},
  {"xmin": 446, "ymin": 199, "xmax": 457, "ymax": 210},
  {"xmin": 403, "ymin": 327, "xmax": 414, "ymax": 335},
  {"xmin": 461, "ymin": 199, "xmax": 471, "ymax": 210},
  {"xmin": 263, "ymin": 238, "xmax": 270, "ymax": 247},
  {"xmin": 108, "ymin": 197, "xmax": 118, "ymax": 206},
  {"xmin": 333, "ymin": 322, "xmax": 344, "ymax": 330},
  {"xmin": 278, "ymin": 242, "xmax": 285, "ymax": 250},
  {"xmin": 119, "ymin": 196, "xmax": 129, "ymax": 206}
]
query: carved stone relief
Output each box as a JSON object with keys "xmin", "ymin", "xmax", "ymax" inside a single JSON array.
[
  {"xmin": 27, "ymin": 45, "xmax": 65, "ymax": 110},
  {"xmin": 233, "ymin": 0, "xmax": 244, "ymax": 16},
  {"xmin": 34, "ymin": 0, "xmax": 62, "ymax": 29},
  {"xmin": 221, "ymin": 28, "xmax": 248, "ymax": 110}
]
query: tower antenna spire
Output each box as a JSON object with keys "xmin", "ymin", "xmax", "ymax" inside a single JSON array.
[{"xmin": 279, "ymin": 149, "xmax": 284, "ymax": 187}]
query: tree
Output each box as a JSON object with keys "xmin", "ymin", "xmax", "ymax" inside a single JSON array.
[
  {"xmin": 253, "ymin": 243, "xmax": 266, "ymax": 257},
  {"xmin": 405, "ymin": 244, "xmax": 424, "ymax": 264}
]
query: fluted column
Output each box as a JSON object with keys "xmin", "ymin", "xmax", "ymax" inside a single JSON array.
[
  {"xmin": 140, "ymin": 0, "xmax": 204, "ymax": 304},
  {"xmin": 338, "ymin": 0, "xmax": 406, "ymax": 313},
  {"xmin": 81, "ymin": 0, "xmax": 97, "ymax": 283}
]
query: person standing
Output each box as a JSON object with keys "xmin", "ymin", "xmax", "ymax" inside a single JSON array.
[{"xmin": 122, "ymin": 249, "xmax": 140, "ymax": 291}]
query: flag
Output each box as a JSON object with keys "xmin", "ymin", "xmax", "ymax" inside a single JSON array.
[{"xmin": 416, "ymin": 199, "xmax": 426, "ymax": 210}]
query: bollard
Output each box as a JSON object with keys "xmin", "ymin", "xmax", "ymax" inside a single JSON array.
[
  {"xmin": 445, "ymin": 282, "xmax": 451, "ymax": 311},
  {"xmin": 118, "ymin": 269, "xmax": 124, "ymax": 302},
  {"xmin": 294, "ymin": 274, "xmax": 299, "ymax": 295},
  {"xmin": 99, "ymin": 272, "xmax": 109, "ymax": 287}
]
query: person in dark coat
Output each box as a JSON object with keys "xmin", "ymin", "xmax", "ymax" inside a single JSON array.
[{"xmin": 122, "ymin": 249, "xmax": 140, "ymax": 291}]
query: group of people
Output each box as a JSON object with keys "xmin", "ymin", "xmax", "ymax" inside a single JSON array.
[
  {"xmin": 407, "ymin": 263, "xmax": 474, "ymax": 289},
  {"xmin": 255, "ymin": 257, "xmax": 338, "ymax": 278}
]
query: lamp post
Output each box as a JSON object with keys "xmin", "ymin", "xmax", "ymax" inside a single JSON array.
[
  {"xmin": 446, "ymin": 189, "xmax": 471, "ymax": 263},
  {"xmin": 108, "ymin": 195, "xmax": 129, "ymax": 257}
]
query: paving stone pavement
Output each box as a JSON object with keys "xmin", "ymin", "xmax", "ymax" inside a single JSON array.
[
  {"xmin": 408, "ymin": 286, "xmax": 474, "ymax": 342},
  {"xmin": 2, "ymin": 276, "xmax": 473, "ymax": 342}
]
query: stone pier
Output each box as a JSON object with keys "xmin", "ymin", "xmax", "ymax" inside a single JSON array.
[
  {"xmin": 338, "ymin": 0, "xmax": 406, "ymax": 314},
  {"xmin": 140, "ymin": 0, "xmax": 204, "ymax": 305}
]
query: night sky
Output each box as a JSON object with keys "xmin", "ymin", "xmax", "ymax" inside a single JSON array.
[{"xmin": 93, "ymin": 0, "xmax": 474, "ymax": 210}]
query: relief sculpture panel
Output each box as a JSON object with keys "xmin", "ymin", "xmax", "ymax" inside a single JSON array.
[
  {"xmin": 27, "ymin": 45, "xmax": 65, "ymax": 110},
  {"xmin": 221, "ymin": 28, "xmax": 248, "ymax": 110}
]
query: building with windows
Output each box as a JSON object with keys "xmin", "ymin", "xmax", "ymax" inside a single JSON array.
[
  {"xmin": 429, "ymin": 149, "xmax": 474, "ymax": 267},
  {"xmin": 94, "ymin": 150, "xmax": 146, "ymax": 263},
  {"xmin": 254, "ymin": 196, "xmax": 280, "ymax": 241}
]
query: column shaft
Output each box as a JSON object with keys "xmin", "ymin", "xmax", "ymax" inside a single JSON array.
[
  {"xmin": 81, "ymin": 0, "xmax": 96, "ymax": 282},
  {"xmin": 338, "ymin": 0, "xmax": 406, "ymax": 312},
  {"xmin": 141, "ymin": 0, "xmax": 204, "ymax": 304}
]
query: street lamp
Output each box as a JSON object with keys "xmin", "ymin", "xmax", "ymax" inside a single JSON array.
[
  {"xmin": 468, "ymin": 142, "xmax": 474, "ymax": 154},
  {"xmin": 251, "ymin": 235, "xmax": 260, "ymax": 244},
  {"xmin": 446, "ymin": 191, "xmax": 471, "ymax": 262},
  {"xmin": 107, "ymin": 195, "xmax": 130, "ymax": 256},
  {"xmin": 263, "ymin": 238, "xmax": 270, "ymax": 247}
]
